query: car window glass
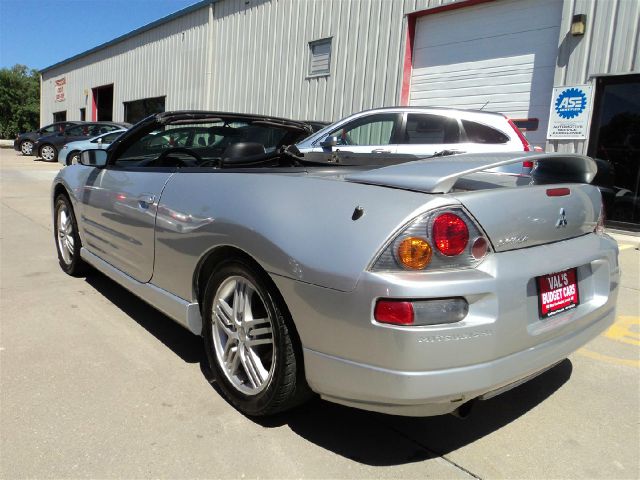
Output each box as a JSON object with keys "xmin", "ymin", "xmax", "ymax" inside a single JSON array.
[
  {"xmin": 41, "ymin": 124, "xmax": 56, "ymax": 134},
  {"xmin": 462, "ymin": 120, "xmax": 509, "ymax": 144},
  {"xmin": 64, "ymin": 125, "xmax": 86, "ymax": 136},
  {"xmin": 329, "ymin": 114, "xmax": 396, "ymax": 146},
  {"xmin": 402, "ymin": 114, "xmax": 460, "ymax": 144},
  {"xmin": 90, "ymin": 124, "xmax": 118, "ymax": 136},
  {"xmin": 95, "ymin": 132, "xmax": 122, "ymax": 144},
  {"xmin": 192, "ymin": 130, "xmax": 211, "ymax": 147}
]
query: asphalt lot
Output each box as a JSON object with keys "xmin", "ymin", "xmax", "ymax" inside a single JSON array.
[{"xmin": 1, "ymin": 147, "xmax": 638, "ymax": 479}]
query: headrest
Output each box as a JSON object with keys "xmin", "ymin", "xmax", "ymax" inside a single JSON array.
[{"xmin": 222, "ymin": 142, "xmax": 266, "ymax": 164}]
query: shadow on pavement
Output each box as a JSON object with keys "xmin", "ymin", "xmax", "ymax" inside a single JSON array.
[
  {"xmin": 85, "ymin": 272, "xmax": 204, "ymax": 364},
  {"xmin": 84, "ymin": 269, "xmax": 573, "ymax": 466},
  {"xmin": 254, "ymin": 359, "xmax": 572, "ymax": 466}
]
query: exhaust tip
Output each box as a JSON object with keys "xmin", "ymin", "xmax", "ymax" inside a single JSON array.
[{"xmin": 451, "ymin": 399, "xmax": 476, "ymax": 419}]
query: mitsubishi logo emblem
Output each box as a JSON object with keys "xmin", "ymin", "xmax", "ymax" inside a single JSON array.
[{"xmin": 556, "ymin": 208, "xmax": 568, "ymax": 228}]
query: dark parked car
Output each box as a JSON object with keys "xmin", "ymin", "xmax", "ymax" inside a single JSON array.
[
  {"xmin": 34, "ymin": 122, "xmax": 131, "ymax": 162},
  {"xmin": 14, "ymin": 121, "xmax": 80, "ymax": 156}
]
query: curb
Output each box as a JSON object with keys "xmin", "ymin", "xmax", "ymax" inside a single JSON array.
[{"xmin": 609, "ymin": 232, "xmax": 640, "ymax": 244}]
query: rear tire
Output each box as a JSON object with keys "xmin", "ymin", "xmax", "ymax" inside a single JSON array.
[
  {"xmin": 54, "ymin": 194, "xmax": 87, "ymax": 276},
  {"xmin": 202, "ymin": 258, "xmax": 310, "ymax": 416},
  {"xmin": 40, "ymin": 144, "xmax": 57, "ymax": 162},
  {"xmin": 67, "ymin": 151, "xmax": 80, "ymax": 166}
]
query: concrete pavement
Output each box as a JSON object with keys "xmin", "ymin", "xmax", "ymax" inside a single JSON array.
[{"xmin": 1, "ymin": 148, "xmax": 638, "ymax": 479}]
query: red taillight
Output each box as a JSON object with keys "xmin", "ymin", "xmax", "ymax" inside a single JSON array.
[
  {"xmin": 546, "ymin": 187, "xmax": 571, "ymax": 197},
  {"xmin": 505, "ymin": 116, "xmax": 532, "ymax": 152},
  {"xmin": 374, "ymin": 300, "xmax": 414, "ymax": 325},
  {"xmin": 432, "ymin": 213, "xmax": 469, "ymax": 256}
]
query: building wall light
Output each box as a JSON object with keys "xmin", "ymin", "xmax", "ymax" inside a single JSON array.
[{"xmin": 571, "ymin": 14, "xmax": 586, "ymax": 36}]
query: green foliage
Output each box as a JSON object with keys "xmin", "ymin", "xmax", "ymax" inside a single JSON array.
[{"xmin": 0, "ymin": 65, "xmax": 40, "ymax": 139}]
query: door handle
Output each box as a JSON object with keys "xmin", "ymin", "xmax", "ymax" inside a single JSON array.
[
  {"xmin": 138, "ymin": 194, "xmax": 156, "ymax": 209},
  {"xmin": 371, "ymin": 149, "xmax": 391, "ymax": 154}
]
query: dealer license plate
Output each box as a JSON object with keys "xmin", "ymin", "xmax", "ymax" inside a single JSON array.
[{"xmin": 536, "ymin": 268, "xmax": 580, "ymax": 319}]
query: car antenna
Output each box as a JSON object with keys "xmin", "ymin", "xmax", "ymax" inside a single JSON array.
[{"xmin": 480, "ymin": 100, "xmax": 490, "ymax": 110}]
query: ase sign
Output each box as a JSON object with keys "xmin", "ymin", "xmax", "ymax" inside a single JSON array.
[{"xmin": 547, "ymin": 85, "xmax": 593, "ymax": 140}]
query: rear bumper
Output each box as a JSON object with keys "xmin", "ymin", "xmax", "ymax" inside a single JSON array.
[
  {"xmin": 303, "ymin": 304, "xmax": 614, "ymax": 416},
  {"xmin": 273, "ymin": 233, "xmax": 619, "ymax": 416}
]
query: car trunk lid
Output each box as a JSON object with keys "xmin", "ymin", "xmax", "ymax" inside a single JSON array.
[
  {"xmin": 450, "ymin": 183, "xmax": 601, "ymax": 251},
  {"xmin": 345, "ymin": 152, "xmax": 601, "ymax": 251}
]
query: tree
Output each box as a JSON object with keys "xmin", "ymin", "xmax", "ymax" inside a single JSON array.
[{"xmin": 0, "ymin": 65, "xmax": 40, "ymax": 139}]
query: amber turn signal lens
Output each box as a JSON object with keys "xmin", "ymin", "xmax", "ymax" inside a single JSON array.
[{"xmin": 397, "ymin": 237, "xmax": 432, "ymax": 270}]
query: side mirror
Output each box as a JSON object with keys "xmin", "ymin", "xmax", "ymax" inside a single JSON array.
[
  {"xmin": 97, "ymin": 138, "xmax": 103, "ymax": 145},
  {"xmin": 80, "ymin": 149, "xmax": 108, "ymax": 167},
  {"xmin": 320, "ymin": 136, "xmax": 338, "ymax": 148}
]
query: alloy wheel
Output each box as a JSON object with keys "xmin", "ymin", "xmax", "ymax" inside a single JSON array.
[
  {"xmin": 41, "ymin": 145, "xmax": 56, "ymax": 162},
  {"xmin": 56, "ymin": 204, "xmax": 75, "ymax": 265},
  {"xmin": 21, "ymin": 140, "xmax": 33, "ymax": 155},
  {"xmin": 211, "ymin": 276, "xmax": 275, "ymax": 396}
]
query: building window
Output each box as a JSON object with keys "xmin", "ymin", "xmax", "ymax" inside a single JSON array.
[
  {"xmin": 123, "ymin": 96, "xmax": 166, "ymax": 124},
  {"xmin": 79, "ymin": 108, "xmax": 86, "ymax": 121},
  {"xmin": 308, "ymin": 38, "xmax": 332, "ymax": 77},
  {"xmin": 53, "ymin": 111, "xmax": 66, "ymax": 122}
]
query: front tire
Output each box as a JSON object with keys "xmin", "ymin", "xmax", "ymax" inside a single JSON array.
[
  {"xmin": 40, "ymin": 144, "xmax": 57, "ymax": 162},
  {"xmin": 20, "ymin": 140, "xmax": 34, "ymax": 155},
  {"xmin": 202, "ymin": 259, "xmax": 309, "ymax": 416},
  {"xmin": 54, "ymin": 194, "xmax": 86, "ymax": 276}
]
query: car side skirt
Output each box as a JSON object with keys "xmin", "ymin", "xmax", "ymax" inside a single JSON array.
[{"xmin": 80, "ymin": 247, "xmax": 202, "ymax": 334}]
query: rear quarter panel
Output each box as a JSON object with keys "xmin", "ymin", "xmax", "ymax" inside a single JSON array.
[{"xmin": 150, "ymin": 171, "xmax": 453, "ymax": 301}]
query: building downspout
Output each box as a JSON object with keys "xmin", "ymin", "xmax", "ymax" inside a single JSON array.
[
  {"xmin": 39, "ymin": 73, "xmax": 44, "ymax": 127},
  {"xmin": 205, "ymin": 1, "xmax": 215, "ymax": 110}
]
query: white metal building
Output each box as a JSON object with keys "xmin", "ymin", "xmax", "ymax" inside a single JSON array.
[{"xmin": 40, "ymin": 0, "xmax": 640, "ymax": 228}]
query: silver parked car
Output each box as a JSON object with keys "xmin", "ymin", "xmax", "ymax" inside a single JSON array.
[{"xmin": 52, "ymin": 111, "xmax": 619, "ymax": 417}]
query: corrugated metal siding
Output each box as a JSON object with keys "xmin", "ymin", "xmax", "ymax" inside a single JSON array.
[
  {"xmin": 40, "ymin": 0, "xmax": 638, "ymax": 141},
  {"xmin": 41, "ymin": 8, "xmax": 210, "ymax": 125},
  {"xmin": 550, "ymin": 0, "xmax": 640, "ymax": 153},
  {"xmin": 209, "ymin": 0, "xmax": 407, "ymax": 122},
  {"xmin": 38, "ymin": 0, "xmax": 475, "ymax": 125}
]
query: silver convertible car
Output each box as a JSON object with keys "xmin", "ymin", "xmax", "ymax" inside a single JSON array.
[{"xmin": 52, "ymin": 111, "xmax": 619, "ymax": 417}]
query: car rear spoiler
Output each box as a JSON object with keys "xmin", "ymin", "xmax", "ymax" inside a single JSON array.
[{"xmin": 345, "ymin": 153, "xmax": 598, "ymax": 194}]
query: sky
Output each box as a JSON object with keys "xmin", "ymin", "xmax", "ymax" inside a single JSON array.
[{"xmin": 0, "ymin": 0, "xmax": 199, "ymax": 71}]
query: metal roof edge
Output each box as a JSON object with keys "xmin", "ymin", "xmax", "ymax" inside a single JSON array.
[{"xmin": 40, "ymin": 0, "xmax": 216, "ymax": 75}]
